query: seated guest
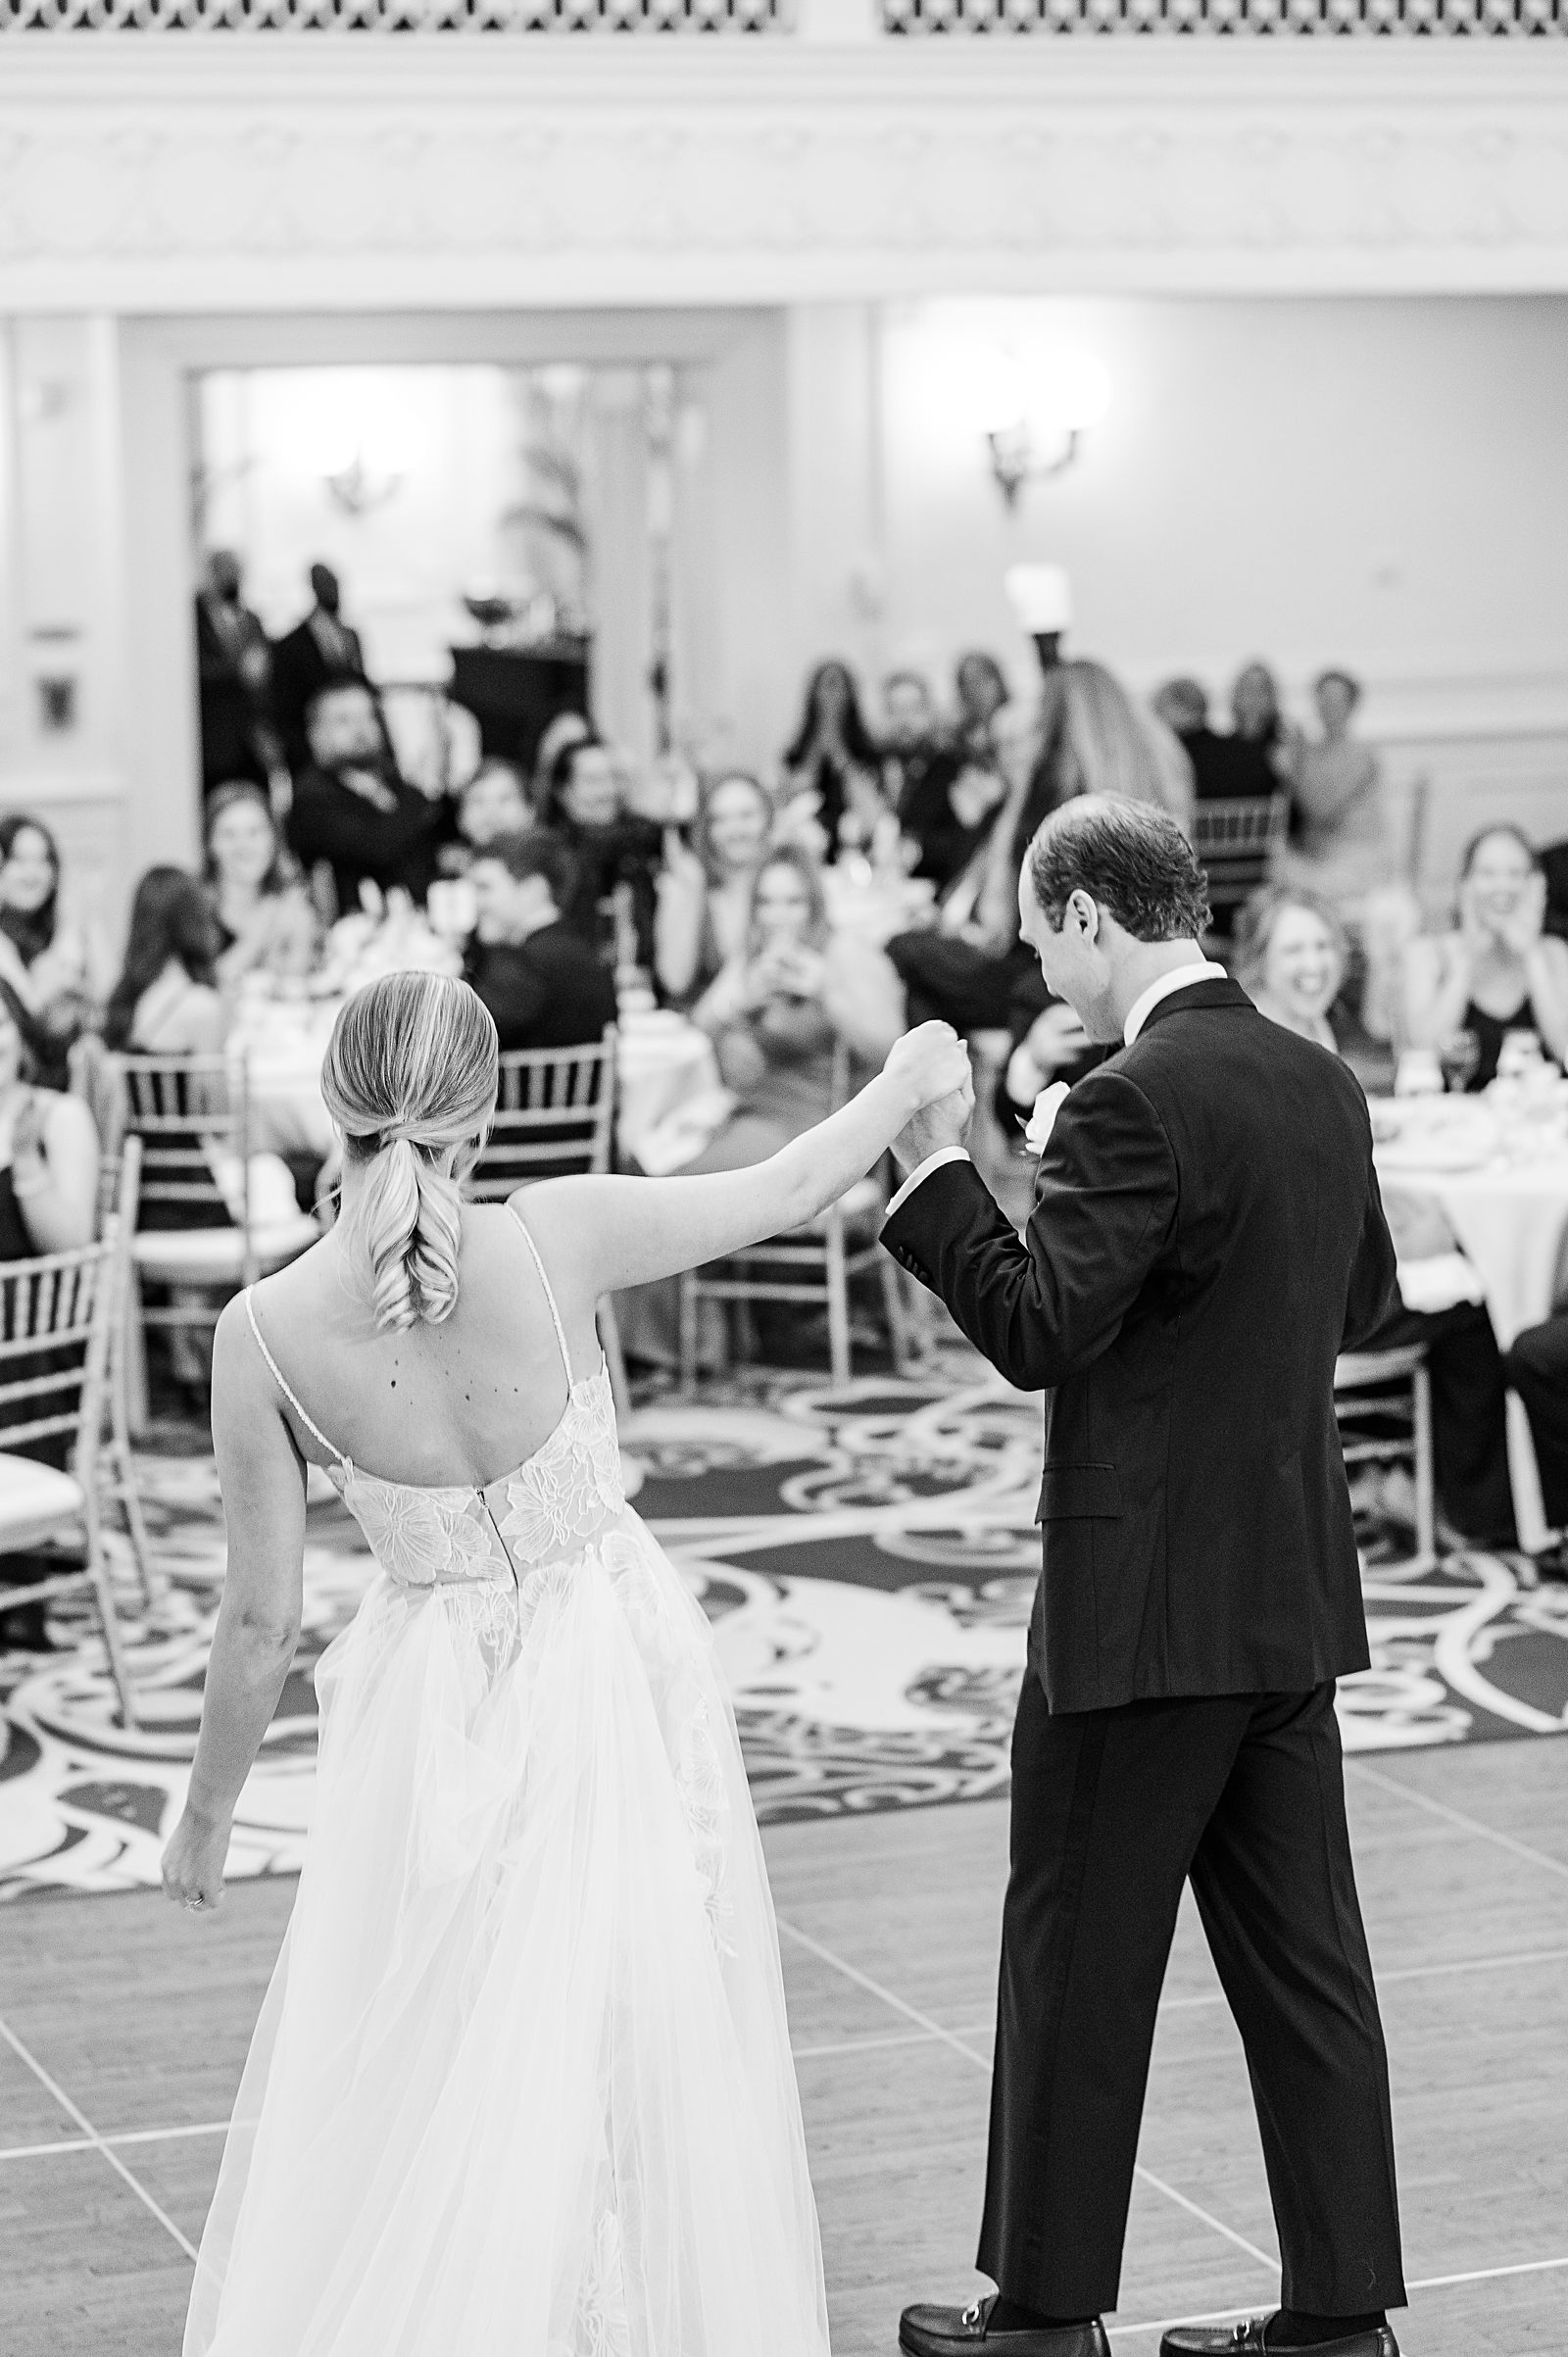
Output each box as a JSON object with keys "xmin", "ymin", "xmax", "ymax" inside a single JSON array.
[
  {"xmin": 286, "ymin": 678, "xmax": 457, "ymax": 918},
  {"xmin": 1401, "ymin": 824, "xmax": 1568, "ymax": 1087},
  {"xmin": 1152, "ymin": 677, "xmax": 1279, "ymax": 805},
  {"xmin": 465, "ymin": 830, "xmax": 617, "ymax": 1054},
  {"xmin": 203, "ymin": 784, "xmax": 308, "ymax": 992},
  {"xmin": 537, "ymin": 736, "xmax": 663, "ymax": 974},
  {"xmin": 105, "ymin": 867, "xmax": 225, "ymax": 1061},
  {"xmin": 457, "ymin": 761, "xmax": 532, "ymax": 856},
  {"xmin": 0, "ymin": 979, "xmax": 102, "ymax": 1652},
  {"xmin": 1275, "ymin": 666, "xmax": 1392, "ymax": 914},
  {"xmin": 1240, "ymin": 884, "xmax": 1515, "ymax": 1549},
  {"xmin": 685, "ymin": 845, "xmax": 904, "ymax": 1173},
  {"xmin": 1501, "ymin": 1317, "xmax": 1568, "ymax": 1578},
  {"xmin": 1234, "ymin": 886, "xmax": 1348, "ymax": 1054},
  {"xmin": 881, "ymin": 669, "xmax": 1001, "ymax": 892},
  {"xmin": 1229, "ymin": 659, "xmax": 1300, "ymax": 785},
  {"xmin": 0, "ymin": 813, "xmax": 111, "ymax": 1091},
  {"xmin": 269, "ymin": 562, "xmax": 368, "ymax": 776},
  {"xmin": 779, "ymin": 660, "xmax": 888, "ymax": 861},
  {"xmin": 655, "ymin": 770, "xmax": 774, "ymax": 1008}
]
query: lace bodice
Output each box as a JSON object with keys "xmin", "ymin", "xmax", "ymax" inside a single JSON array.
[
  {"xmin": 242, "ymin": 1204, "xmax": 625, "ymax": 1593},
  {"xmin": 339, "ymin": 1362, "xmax": 625, "ymax": 1589}
]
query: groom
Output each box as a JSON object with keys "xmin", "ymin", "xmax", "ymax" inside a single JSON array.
[{"xmin": 883, "ymin": 798, "xmax": 1407, "ymax": 2357}]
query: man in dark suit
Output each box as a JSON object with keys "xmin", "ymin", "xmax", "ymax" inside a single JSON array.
[
  {"xmin": 886, "ymin": 798, "xmax": 1407, "ymax": 2357},
  {"xmin": 195, "ymin": 549, "xmax": 279, "ymax": 797},
  {"xmin": 465, "ymin": 828, "xmax": 617, "ymax": 1054},
  {"xmin": 270, "ymin": 563, "xmax": 369, "ymax": 777},
  {"xmin": 286, "ymin": 678, "xmax": 457, "ymax": 918}
]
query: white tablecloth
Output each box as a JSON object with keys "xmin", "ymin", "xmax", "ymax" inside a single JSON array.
[
  {"xmin": 1374, "ymin": 1109, "xmax": 1568, "ymax": 1547},
  {"xmin": 614, "ymin": 1013, "xmax": 723, "ymax": 1171}
]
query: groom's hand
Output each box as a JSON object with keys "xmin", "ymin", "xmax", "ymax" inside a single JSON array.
[{"xmin": 892, "ymin": 1077, "xmax": 974, "ymax": 1174}]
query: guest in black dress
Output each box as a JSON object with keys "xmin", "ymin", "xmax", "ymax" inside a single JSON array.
[
  {"xmin": 1400, "ymin": 825, "xmax": 1568, "ymax": 1090},
  {"xmin": 536, "ymin": 738, "xmax": 662, "ymax": 976},
  {"xmin": 779, "ymin": 660, "xmax": 888, "ymax": 862},
  {"xmin": 0, "ymin": 978, "xmax": 102, "ymax": 1651}
]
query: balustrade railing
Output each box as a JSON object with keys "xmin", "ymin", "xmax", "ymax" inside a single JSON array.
[
  {"xmin": 2, "ymin": 0, "xmax": 1561, "ymax": 30},
  {"xmin": 882, "ymin": 0, "xmax": 1562, "ymax": 26},
  {"xmin": 1, "ymin": 0, "xmax": 785, "ymax": 27}
]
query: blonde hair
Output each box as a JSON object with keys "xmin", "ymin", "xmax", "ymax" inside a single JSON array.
[
  {"xmin": 319, "ymin": 972, "xmax": 499, "ymax": 1333},
  {"xmin": 1041, "ymin": 661, "xmax": 1196, "ymax": 833}
]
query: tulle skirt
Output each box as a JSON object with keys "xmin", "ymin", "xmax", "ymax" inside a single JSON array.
[{"xmin": 184, "ymin": 1508, "xmax": 831, "ymax": 2357}]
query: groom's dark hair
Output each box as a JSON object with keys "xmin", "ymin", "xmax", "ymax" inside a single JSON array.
[{"xmin": 1026, "ymin": 795, "xmax": 1210, "ymax": 944}]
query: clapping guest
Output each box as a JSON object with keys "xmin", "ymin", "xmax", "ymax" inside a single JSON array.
[
  {"xmin": 685, "ymin": 846, "xmax": 904, "ymax": 1173},
  {"xmin": 203, "ymin": 786, "xmax": 306, "ymax": 992},
  {"xmin": 464, "ymin": 831, "xmax": 616, "ymax": 1056},
  {"xmin": 1400, "ymin": 826, "xmax": 1568, "ymax": 1087},
  {"xmin": 655, "ymin": 770, "xmax": 774, "ymax": 1007},
  {"xmin": 953, "ymin": 650, "xmax": 1015, "ymax": 772},
  {"xmin": 286, "ymin": 679, "xmax": 457, "ymax": 918},
  {"xmin": 537, "ymin": 736, "xmax": 662, "ymax": 974},
  {"xmin": 881, "ymin": 670, "xmax": 1001, "ymax": 892},
  {"xmin": 779, "ymin": 660, "xmax": 888, "ymax": 861},
  {"xmin": 0, "ymin": 814, "xmax": 110, "ymax": 1090}
]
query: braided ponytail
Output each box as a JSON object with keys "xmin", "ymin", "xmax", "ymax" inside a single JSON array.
[{"xmin": 320, "ymin": 972, "xmax": 499, "ymax": 1333}]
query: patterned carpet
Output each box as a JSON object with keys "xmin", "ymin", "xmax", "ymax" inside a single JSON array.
[{"xmin": 2, "ymin": 1342, "xmax": 1566, "ymax": 1901}]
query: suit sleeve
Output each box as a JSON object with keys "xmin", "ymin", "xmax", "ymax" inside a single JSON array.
[
  {"xmin": 880, "ymin": 1067, "xmax": 1178, "ymax": 1392},
  {"xmin": 1342, "ymin": 1148, "xmax": 1401, "ymax": 1350}
]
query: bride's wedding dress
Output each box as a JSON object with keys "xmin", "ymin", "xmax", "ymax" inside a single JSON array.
[{"xmin": 185, "ymin": 1208, "xmax": 830, "ymax": 2357}]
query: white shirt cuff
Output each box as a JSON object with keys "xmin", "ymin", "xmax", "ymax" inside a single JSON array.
[{"xmin": 884, "ymin": 1147, "xmax": 972, "ymax": 1222}]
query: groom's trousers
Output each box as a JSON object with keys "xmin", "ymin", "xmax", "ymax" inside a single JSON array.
[{"xmin": 976, "ymin": 1675, "xmax": 1406, "ymax": 2322}]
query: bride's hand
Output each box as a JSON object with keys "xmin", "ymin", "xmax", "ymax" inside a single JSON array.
[
  {"xmin": 883, "ymin": 1021, "xmax": 973, "ymax": 1115},
  {"xmin": 161, "ymin": 1803, "xmax": 231, "ymax": 1917}
]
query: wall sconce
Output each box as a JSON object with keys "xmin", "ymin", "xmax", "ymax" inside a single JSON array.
[
  {"xmin": 976, "ymin": 349, "xmax": 1111, "ymax": 512},
  {"xmin": 323, "ymin": 450, "xmax": 404, "ymax": 518}
]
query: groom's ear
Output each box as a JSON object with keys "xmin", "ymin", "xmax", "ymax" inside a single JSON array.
[{"xmin": 1066, "ymin": 888, "xmax": 1100, "ymax": 946}]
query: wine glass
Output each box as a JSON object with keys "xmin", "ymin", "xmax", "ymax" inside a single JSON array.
[{"xmin": 1439, "ymin": 1029, "xmax": 1481, "ymax": 1095}]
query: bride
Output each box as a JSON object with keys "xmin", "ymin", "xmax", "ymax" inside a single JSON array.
[{"xmin": 160, "ymin": 967, "xmax": 972, "ymax": 2357}]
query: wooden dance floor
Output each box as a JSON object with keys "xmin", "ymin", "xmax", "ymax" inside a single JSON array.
[{"xmin": 0, "ymin": 1736, "xmax": 1565, "ymax": 2355}]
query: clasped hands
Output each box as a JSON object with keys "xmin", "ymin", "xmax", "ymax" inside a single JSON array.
[{"xmin": 882, "ymin": 1023, "xmax": 976, "ymax": 1172}]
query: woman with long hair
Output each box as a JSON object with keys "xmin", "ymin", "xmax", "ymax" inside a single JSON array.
[
  {"xmin": 0, "ymin": 812, "xmax": 111, "ymax": 1089},
  {"xmin": 654, "ymin": 769, "xmax": 775, "ymax": 1007},
  {"xmin": 779, "ymin": 658, "xmax": 888, "ymax": 860},
  {"xmin": 104, "ymin": 867, "xmax": 223, "ymax": 1056},
  {"xmin": 889, "ymin": 656, "xmax": 1195, "ymax": 1036},
  {"xmin": 1399, "ymin": 822, "xmax": 1568, "ymax": 1088},
  {"xmin": 159, "ymin": 966, "xmax": 970, "ymax": 2357},
  {"xmin": 203, "ymin": 785, "xmax": 306, "ymax": 992},
  {"xmin": 687, "ymin": 843, "xmax": 906, "ymax": 1171}
]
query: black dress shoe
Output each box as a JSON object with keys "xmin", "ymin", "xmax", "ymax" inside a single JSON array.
[
  {"xmin": 1160, "ymin": 2320, "xmax": 1399, "ymax": 2357},
  {"xmin": 901, "ymin": 2294, "xmax": 1109, "ymax": 2357}
]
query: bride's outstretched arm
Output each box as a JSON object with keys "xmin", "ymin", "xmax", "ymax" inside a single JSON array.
[{"xmin": 521, "ymin": 1022, "xmax": 973, "ymax": 1298}]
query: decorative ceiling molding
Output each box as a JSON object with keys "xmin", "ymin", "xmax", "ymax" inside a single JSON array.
[{"xmin": 0, "ymin": 48, "xmax": 1565, "ymax": 304}]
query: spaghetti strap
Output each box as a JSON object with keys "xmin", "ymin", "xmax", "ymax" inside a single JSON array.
[
  {"xmin": 244, "ymin": 1288, "xmax": 350, "ymax": 1469},
  {"xmin": 505, "ymin": 1202, "xmax": 575, "ymax": 1391}
]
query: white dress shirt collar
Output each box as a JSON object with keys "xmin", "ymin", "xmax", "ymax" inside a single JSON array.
[{"xmin": 1122, "ymin": 958, "xmax": 1229, "ymax": 1048}]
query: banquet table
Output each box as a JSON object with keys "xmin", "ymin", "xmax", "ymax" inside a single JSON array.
[{"xmin": 1373, "ymin": 1094, "xmax": 1568, "ymax": 1548}]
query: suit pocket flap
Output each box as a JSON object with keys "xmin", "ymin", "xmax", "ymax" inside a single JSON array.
[{"xmin": 1036, "ymin": 1464, "xmax": 1123, "ymax": 1523}]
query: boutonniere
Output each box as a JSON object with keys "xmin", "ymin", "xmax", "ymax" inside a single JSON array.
[{"xmin": 1022, "ymin": 1080, "xmax": 1070, "ymax": 1155}]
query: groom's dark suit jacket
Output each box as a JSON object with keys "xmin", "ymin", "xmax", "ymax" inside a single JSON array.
[{"xmin": 882, "ymin": 977, "xmax": 1399, "ymax": 1713}]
